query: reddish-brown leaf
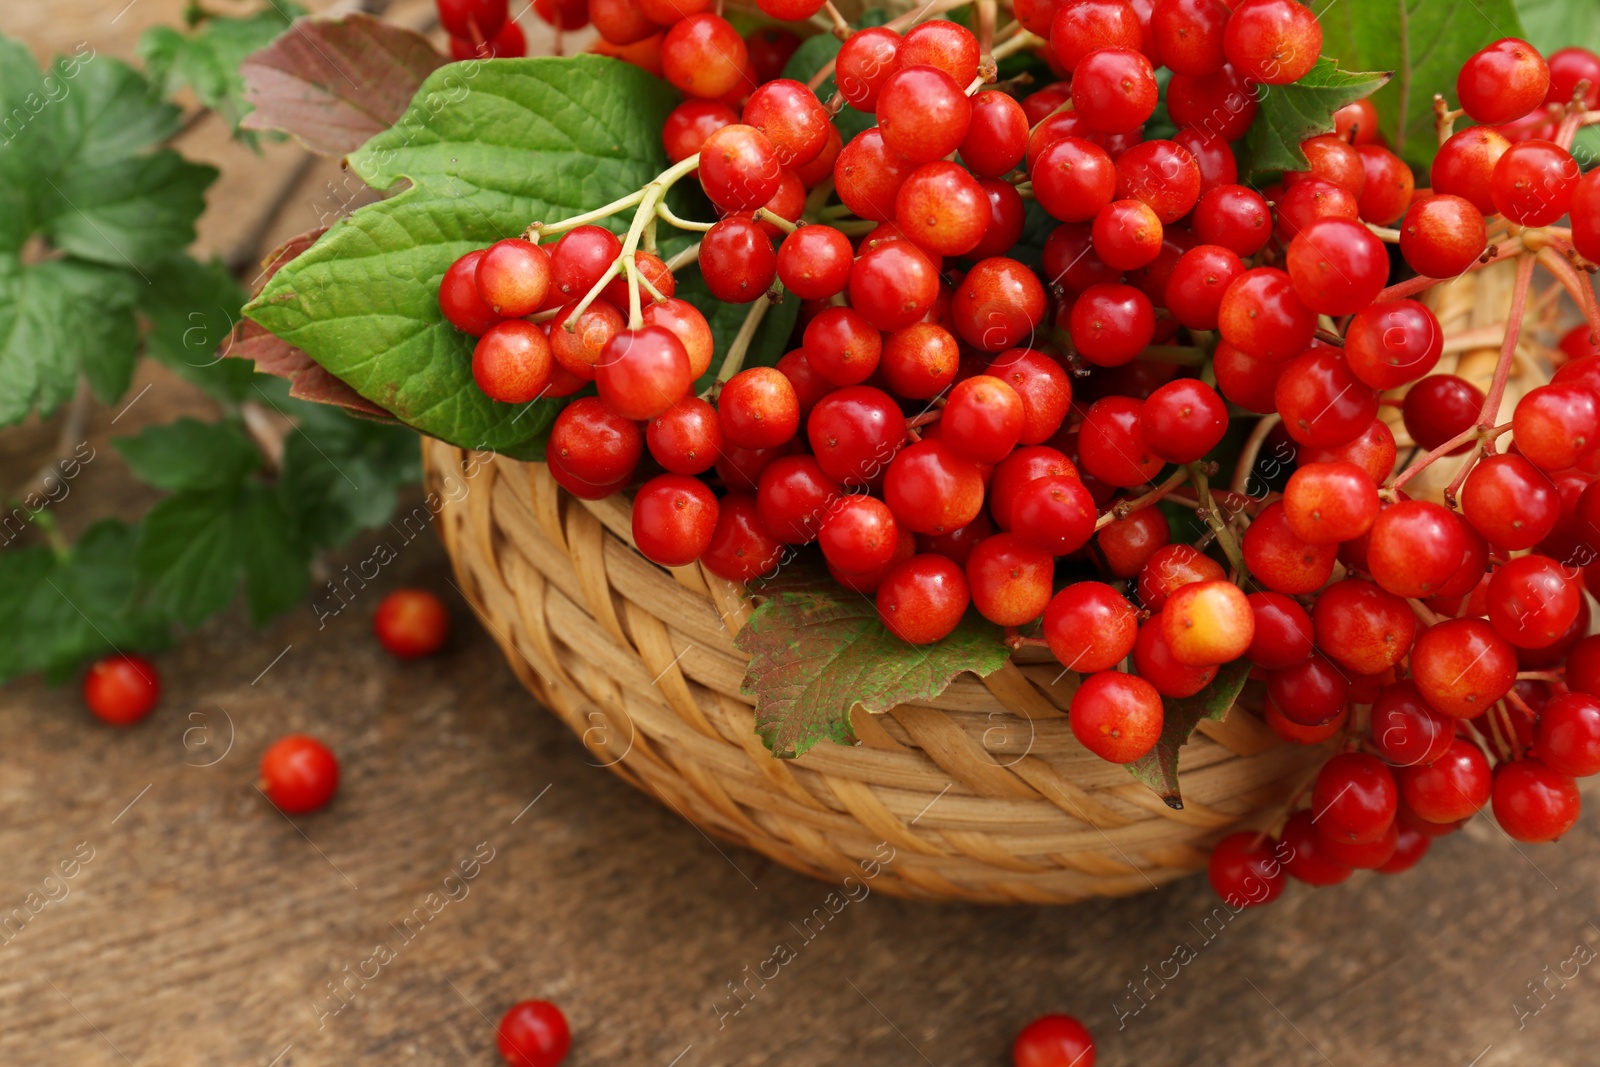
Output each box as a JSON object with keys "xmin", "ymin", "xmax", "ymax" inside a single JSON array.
[
  {"xmin": 240, "ymin": 13, "xmax": 446, "ymax": 156},
  {"xmin": 228, "ymin": 226, "xmax": 398, "ymax": 423}
]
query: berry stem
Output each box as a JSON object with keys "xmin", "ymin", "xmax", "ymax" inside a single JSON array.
[
  {"xmin": 1005, "ymin": 634, "xmax": 1052, "ymax": 650},
  {"xmin": 832, "ymin": 218, "xmax": 879, "ymax": 235},
  {"xmin": 884, "ymin": 0, "xmax": 982, "ymax": 32},
  {"xmin": 28, "ymin": 504, "xmax": 70, "ymax": 558},
  {"xmin": 639, "ymin": 271, "xmax": 668, "ymax": 303},
  {"xmin": 822, "ymin": 0, "xmax": 851, "ymax": 39},
  {"xmin": 1372, "ymin": 238, "xmax": 1525, "ymax": 303},
  {"xmin": 656, "ymin": 200, "xmax": 714, "ymax": 232},
  {"xmin": 527, "ymin": 305, "xmax": 567, "ymax": 324},
  {"xmin": 1441, "ymin": 445, "xmax": 1484, "ymax": 508},
  {"xmin": 752, "ymin": 208, "xmax": 799, "ymax": 234},
  {"xmin": 1535, "ymin": 245, "xmax": 1600, "ymax": 341},
  {"xmin": 1483, "ymin": 704, "xmax": 1515, "ymax": 762},
  {"xmin": 990, "ymin": 30, "xmax": 1046, "ymax": 61},
  {"xmin": 1093, "ymin": 466, "xmax": 1189, "ymax": 530},
  {"xmin": 526, "ymin": 188, "xmax": 648, "ymax": 240},
  {"xmin": 1406, "ymin": 598, "xmax": 1444, "ymax": 627},
  {"xmin": 615, "ymin": 153, "xmax": 703, "ymax": 327},
  {"xmin": 1364, "ymin": 223, "xmax": 1402, "ymax": 243},
  {"xmin": 1491, "ymin": 700, "xmax": 1516, "ymax": 758},
  {"xmin": 1476, "ymin": 251, "xmax": 1537, "ymax": 435},
  {"xmin": 1517, "ymin": 670, "xmax": 1563, "ymax": 682},
  {"xmin": 1187, "ymin": 462, "xmax": 1249, "ymax": 582},
  {"xmin": 1554, "ymin": 82, "xmax": 1593, "ymax": 149},
  {"xmin": 803, "ymin": 177, "xmax": 838, "ymax": 219},
  {"xmin": 665, "ymin": 241, "xmax": 701, "ymax": 273},
  {"xmin": 1229, "ymin": 412, "xmax": 1282, "ymax": 497},
  {"xmin": 1393, "ymin": 253, "xmax": 1534, "ymax": 496},
  {"xmin": 976, "ymin": 0, "xmax": 997, "ymax": 54},
  {"xmin": 563, "ymin": 257, "xmax": 622, "ymax": 327},
  {"xmin": 1432, "ymin": 93, "xmax": 1462, "ymax": 146},
  {"xmin": 709, "ymin": 296, "xmax": 772, "ymax": 389},
  {"xmin": 1506, "ymin": 686, "xmax": 1538, "ymax": 721},
  {"xmin": 1388, "ymin": 424, "xmax": 1481, "ymax": 492}
]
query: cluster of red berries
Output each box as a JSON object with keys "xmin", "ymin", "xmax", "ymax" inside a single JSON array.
[
  {"xmin": 437, "ymin": 0, "xmax": 1600, "ymax": 910},
  {"xmin": 1194, "ymin": 31, "xmax": 1600, "ymax": 907},
  {"xmin": 439, "ymin": 0, "xmax": 530, "ymax": 59}
]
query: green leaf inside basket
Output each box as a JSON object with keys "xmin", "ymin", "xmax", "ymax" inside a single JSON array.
[
  {"xmin": 736, "ymin": 570, "xmax": 1013, "ymax": 759},
  {"xmin": 1124, "ymin": 660, "xmax": 1255, "ymax": 809}
]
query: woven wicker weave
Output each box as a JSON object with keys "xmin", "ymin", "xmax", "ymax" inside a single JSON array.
[{"xmin": 423, "ymin": 438, "xmax": 1334, "ymax": 903}]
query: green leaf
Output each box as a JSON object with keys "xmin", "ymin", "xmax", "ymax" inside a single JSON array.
[
  {"xmin": 1124, "ymin": 660, "xmax": 1253, "ymax": 808},
  {"xmin": 1013, "ymin": 199, "xmax": 1056, "ymax": 269},
  {"xmin": 34, "ymin": 53, "xmax": 217, "ymax": 267},
  {"xmin": 0, "ymin": 520, "xmax": 172, "ymax": 684},
  {"xmin": 237, "ymin": 482, "xmax": 314, "ymax": 623},
  {"xmin": 138, "ymin": 254, "xmax": 256, "ymax": 402},
  {"xmin": 138, "ymin": 4, "xmax": 303, "ymax": 147},
  {"xmin": 1315, "ymin": 0, "xmax": 1524, "ymax": 167},
  {"xmin": 279, "ymin": 403, "xmax": 422, "ymax": 549},
  {"xmin": 781, "ymin": 33, "xmax": 877, "ymax": 142},
  {"xmin": 246, "ymin": 55, "xmax": 680, "ymax": 456},
  {"xmin": 114, "ymin": 417, "xmax": 261, "ymax": 492},
  {"xmin": 1244, "ymin": 56, "xmax": 1391, "ymax": 173},
  {"xmin": 0, "ymin": 37, "xmax": 50, "ymax": 255},
  {"xmin": 1516, "ymin": 0, "xmax": 1600, "ymax": 56},
  {"xmin": 735, "ymin": 573, "xmax": 1014, "ymax": 758},
  {"xmin": 135, "ymin": 481, "xmax": 310, "ymax": 628},
  {"xmin": 0, "ymin": 258, "xmax": 139, "ymax": 426},
  {"xmin": 0, "ymin": 34, "xmax": 218, "ymax": 426}
]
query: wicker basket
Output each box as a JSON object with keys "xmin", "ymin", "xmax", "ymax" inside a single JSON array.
[{"xmin": 423, "ymin": 439, "xmax": 1333, "ymax": 903}]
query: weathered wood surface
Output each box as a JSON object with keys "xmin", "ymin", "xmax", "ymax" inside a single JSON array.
[
  {"xmin": 5, "ymin": 478, "xmax": 1600, "ymax": 1067},
  {"xmin": 3, "ymin": 3, "xmax": 1600, "ymax": 1065}
]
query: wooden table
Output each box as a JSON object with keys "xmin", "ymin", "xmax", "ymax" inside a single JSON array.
[
  {"xmin": 4, "ymin": 4, "xmax": 1600, "ymax": 1065},
  {"xmin": 5, "ymin": 397, "xmax": 1600, "ymax": 1067}
]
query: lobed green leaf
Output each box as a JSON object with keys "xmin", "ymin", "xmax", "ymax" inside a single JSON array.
[
  {"xmin": 1244, "ymin": 57, "xmax": 1391, "ymax": 173},
  {"xmin": 138, "ymin": 254, "xmax": 257, "ymax": 403},
  {"xmin": 135, "ymin": 481, "xmax": 311, "ymax": 629},
  {"xmin": 1315, "ymin": 0, "xmax": 1523, "ymax": 168},
  {"xmin": 1124, "ymin": 660, "xmax": 1254, "ymax": 808},
  {"xmin": 139, "ymin": 3, "xmax": 304, "ymax": 147},
  {"xmin": 0, "ymin": 259, "xmax": 139, "ymax": 426},
  {"xmin": 0, "ymin": 521, "xmax": 172, "ymax": 684},
  {"xmin": 736, "ymin": 571, "xmax": 1013, "ymax": 758},
  {"xmin": 114, "ymin": 418, "xmax": 261, "ymax": 493},
  {"xmin": 279, "ymin": 403, "xmax": 423, "ymax": 549}
]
